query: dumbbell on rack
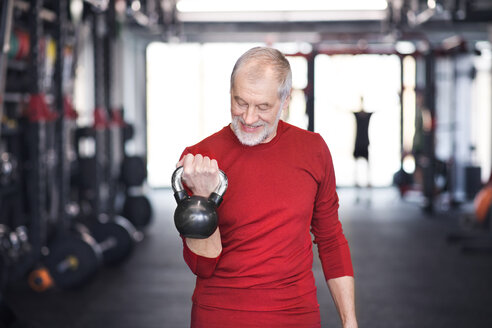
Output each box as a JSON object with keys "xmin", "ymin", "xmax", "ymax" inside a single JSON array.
[
  {"xmin": 119, "ymin": 122, "xmax": 153, "ymax": 229},
  {"xmin": 120, "ymin": 155, "xmax": 152, "ymax": 229}
]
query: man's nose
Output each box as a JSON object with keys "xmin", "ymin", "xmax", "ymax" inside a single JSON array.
[{"xmin": 243, "ymin": 107, "xmax": 258, "ymax": 125}]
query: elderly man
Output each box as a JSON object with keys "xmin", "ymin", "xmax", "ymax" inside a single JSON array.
[{"xmin": 176, "ymin": 47, "xmax": 357, "ymax": 328}]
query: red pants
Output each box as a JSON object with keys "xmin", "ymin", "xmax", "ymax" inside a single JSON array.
[{"xmin": 191, "ymin": 302, "xmax": 321, "ymax": 328}]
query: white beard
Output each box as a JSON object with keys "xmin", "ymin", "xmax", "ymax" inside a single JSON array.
[{"xmin": 231, "ymin": 105, "xmax": 283, "ymax": 146}]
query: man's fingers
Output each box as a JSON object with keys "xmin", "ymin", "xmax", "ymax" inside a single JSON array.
[
  {"xmin": 211, "ymin": 159, "xmax": 218, "ymax": 171},
  {"xmin": 179, "ymin": 153, "xmax": 219, "ymax": 177},
  {"xmin": 183, "ymin": 154, "xmax": 194, "ymax": 168},
  {"xmin": 182, "ymin": 154, "xmax": 195, "ymax": 181},
  {"xmin": 194, "ymin": 154, "xmax": 204, "ymax": 173},
  {"xmin": 176, "ymin": 153, "xmax": 221, "ymax": 196},
  {"xmin": 202, "ymin": 156, "xmax": 211, "ymax": 173}
]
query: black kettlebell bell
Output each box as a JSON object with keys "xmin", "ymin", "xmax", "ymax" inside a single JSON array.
[{"xmin": 171, "ymin": 166, "xmax": 228, "ymax": 239}]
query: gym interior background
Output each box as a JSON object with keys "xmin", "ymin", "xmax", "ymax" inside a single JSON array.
[{"xmin": 1, "ymin": 0, "xmax": 492, "ymax": 327}]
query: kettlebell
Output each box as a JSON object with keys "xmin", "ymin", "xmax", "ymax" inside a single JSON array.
[{"xmin": 171, "ymin": 166, "xmax": 228, "ymax": 239}]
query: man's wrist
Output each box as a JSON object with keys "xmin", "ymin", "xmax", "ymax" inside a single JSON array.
[
  {"xmin": 342, "ymin": 317, "xmax": 358, "ymax": 328},
  {"xmin": 186, "ymin": 238, "xmax": 221, "ymax": 258},
  {"xmin": 185, "ymin": 228, "xmax": 222, "ymax": 258}
]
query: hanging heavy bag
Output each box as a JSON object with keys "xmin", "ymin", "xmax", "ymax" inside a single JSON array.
[{"xmin": 171, "ymin": 166, "xmax": 228, "ymax": 239}]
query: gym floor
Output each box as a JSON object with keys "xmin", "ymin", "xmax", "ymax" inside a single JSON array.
[{"xmin": 4, "ymin": 188, "xmax": 492, "ymax": 328}]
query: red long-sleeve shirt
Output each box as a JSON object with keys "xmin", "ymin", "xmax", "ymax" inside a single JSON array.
[{"xmin": 180, "ymin": 120, "xmax": 353, "ymax": 313}]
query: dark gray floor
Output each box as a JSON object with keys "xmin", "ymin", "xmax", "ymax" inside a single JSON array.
[{"xmin": 4, "ymin": 188, "xmax": 492, "ymax": 328}]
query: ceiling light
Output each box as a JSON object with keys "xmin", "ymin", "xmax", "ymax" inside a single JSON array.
[
  {"xmin": 395, "ymin": 41, "xmax": 416, "ymax": 54},
  {"xmin": 427, "ymin": 0, "xmax": 436, "ymax": 10},
  {"xmin": 176, "ymin": 0, "xmax": 388, "ymax": 13},
  {"xmin": 131, "ymin": 0, "xmax": 141, "ymax": 11}
]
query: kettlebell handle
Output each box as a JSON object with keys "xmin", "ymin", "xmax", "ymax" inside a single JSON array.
[{"xmin": 171, "ymin": 166, "xmax": 228, "ymax": 206}]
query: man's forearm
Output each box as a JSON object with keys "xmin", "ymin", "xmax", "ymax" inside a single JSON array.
[
  {"xmin": 186, "ymin": 227, "xmax": 222, "ymax": 258},
  {"xmin": 327, "ymin": 276, "xmax": 358, "ymax": 328}
]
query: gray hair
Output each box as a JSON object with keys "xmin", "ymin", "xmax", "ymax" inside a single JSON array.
[{"xmin": 230, "ymin": 47, "xmax": 292, "ymax": 103}]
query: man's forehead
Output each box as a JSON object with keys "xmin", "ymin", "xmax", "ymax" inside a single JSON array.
[{"xmin": 237, "ymin": 62, "xmax": 274, "ymax": 79}]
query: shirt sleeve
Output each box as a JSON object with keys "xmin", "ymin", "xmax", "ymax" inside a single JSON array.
[
  {"xmin": 182, "ymin": 237, "xmax": 221, "ymax": 278},
  {"xmin": 311, "ymin": 137, "xmax": 354, "ymax": 280}
]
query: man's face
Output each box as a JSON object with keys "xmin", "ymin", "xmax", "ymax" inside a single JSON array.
[{"xmin": 230, "ymin": 66, "xmax": 289, "ymax": 146}]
